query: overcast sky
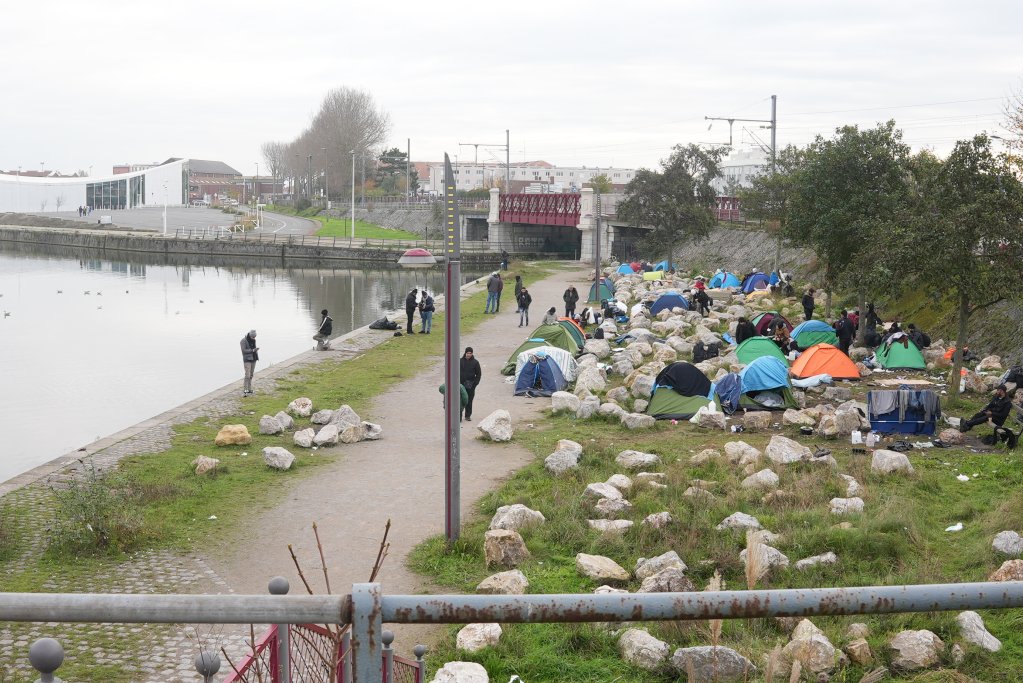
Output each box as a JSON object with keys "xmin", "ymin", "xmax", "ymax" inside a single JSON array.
[{"xmin": 3, "ymin": 0, "xmax": 1020, "ymax": 177}]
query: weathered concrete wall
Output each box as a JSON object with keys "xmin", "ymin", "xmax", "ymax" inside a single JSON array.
[{"xmin": 673, "ymin": 225, "xmax": 815, "ymax": 276}]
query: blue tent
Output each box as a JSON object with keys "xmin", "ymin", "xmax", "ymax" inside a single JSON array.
[
  {"xmin": 791, "ymin": 320, "xmax": 839, "ymax": 349},
  {"xmin": 616, "ymin": 264, "xmax": 634, "ymax": 275},
  {"xmin": 649, "ymin": 291, "xmax": 690, "ymax": 314},
  {"xmin": 709, "ymin": 271, "xmax": 741, "ymax": 289},
  {"xmin": 739, "ymin": 356, "xmax": 798, "ymax": 410},
  {"xmin": 713, "ymin": 373, "xmax": 743, "ymax": 414},
  {"xmin": 741, "ymin": 272, "xmax": 771, "ymax": 294},
  {"xmin": 653, "ymin": 260, "xmax": 678, "ymax": 272},
  {"xmin": 514, "ymin": 354, "xmax": 568, "ymax": 397}
]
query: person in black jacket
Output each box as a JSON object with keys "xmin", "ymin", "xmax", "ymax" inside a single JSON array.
[
  {"xmin": 460, "ymin": 347, "xmax": 483, "ymax": 421},
  {"xmin": 802, "ymin": 288, "xmax": 816, "ymax": 320},
  {"xmin": 960, "ymin": 385, "xmax": 1012, "ymax": 433},
  {"xmin": 563, "ymin": 286, "xmax": 579, "ymax": 317},
  {"xmin": 513, "ymin": 275, "xmax": 524, "ymax": 312},
  {"xmin": 735, "ymin": 316, "xmax": 756, "ymax": 345},
  {"xmin": 313, "ymin": 309, "xmax": 333, "ymax": 350},
  {"xmin": 834, "ymin": 310, "xmax": 855, "ymax": 355},
  {"xmin": 517, "ymin": 287, "xmax": 533, "ymax": 327},
  {"xmin": 404, "ymin": 288, "xmax": 418, "ymax": 334}
]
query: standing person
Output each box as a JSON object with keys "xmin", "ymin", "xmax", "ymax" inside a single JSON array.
[
  {"xmin": 802, "ymin": 288, "xmax": 816, "ymax": 321},
  {"xmin": 494, "ymin": 272, "xmax": 504, "ymax": 312},
  {"xmin": 563, "ymin": 285, "xmax": 579, "ymax": 317},
  {"xmin": 405, "ymin": 288, "xmax": 418, "ymax": 334},
  {"xmin": 240, "ymin": 329, "xmax": 259, "ymax": 395},
  {"xmin": 517, "ymin": 286, "xmax": 532, "ymax": 327},
  {"xmin": 513, "ymin": 275, "xmax": 524, "ymax": 312},
  {"xmin": 419, "ymin": 291, "xmax": 435, "ymax": 334},
  {"xmin": 735, "ymin": 316, "xmax": 756, "ymax": 344},
  {"xmin": 460, "ymin": 347, "xmax": 482, "ymax": 421},
  {"xmin": 865, "ymin": 302, "xmax": 881, "ymax": 329},
  {"xmin": 313, "ymin": 309, "xmax": 333, "ymax": 350},
  {"xmin": 542, "ymin": 307, "xmax": 559, "ymax": 325},
  {"xmin": 695, "ymin": 287, "xmax": 712, "ymax": 316},
  {"xmin": 834, "ymin": 310, "xmax": 854, "ymax": 355},
  {"xmin": 485, "ymin": 272, "xmax": 501, "ymax": 313},
  {"xmin": 438, "ymin": 383, "xmax": 468, "ymax": 422},
  {"xmin": 500, "ymin": 249, "xmax": 509, "ymax": 271}
]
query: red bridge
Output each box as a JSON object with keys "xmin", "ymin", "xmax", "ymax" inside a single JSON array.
[{"xmin": 499, "ymin": 193, "xmax": 580, "ymax": 226}]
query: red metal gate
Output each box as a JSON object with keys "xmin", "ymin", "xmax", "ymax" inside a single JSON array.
[{"xmin": 499, "ymin": 193, "xmax": 580, "ymax": 226}]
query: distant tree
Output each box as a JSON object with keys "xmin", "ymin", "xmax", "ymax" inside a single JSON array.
[
  {"xmin": 261, "ymin": 141, "xmax": 287, "ymax": 203},
  {"xmin": 1003, "ymin": 81, "xmax": 1023, "ymax": 157},
  {"xmin": 375, "ymin": 147, "xmax": 418, "ymax": 194},
  {"xmin": 588, "ymin": 173, "xmax": 613, "ymax": 194},
  {"xmin": 39, "ymin": 199, "xmax": 48, "ymax": 212},
  {"xmin": 616, "ymin": 144, "xmax": 724, "ymax": 262},
  {"xmin": 55, "ymin": 195, "xmax": 65, "ymax": 212},
  {"xmin": 786, "ymin": 121, "xmax": 912, "ymax": 326},
  {"xmin": 737, "ymin": 145, "xmax": 804, "ymax": 272},
  {"xmin": 907, "ymin": 134, "xmax": 1023, "ymax": 394}
]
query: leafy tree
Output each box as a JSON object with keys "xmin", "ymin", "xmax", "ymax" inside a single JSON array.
[
  {"xmin": 375, "ymin": 147, "xmax": 418, "ymax": 194},
  {"xmin": 737, "ymin": 145, "xmax": 804, "ymax": 273},
  {"xmin": 588, "ymin": 173, "xmax": 613, "ymax": 194},
  {"xmin": 786, "ymin": 121, "xmax": 912, "ymax": 329},
  {"xmin": 616, "ymin": 144, "xmax": 724, "ymax": 262},
  {"xmin": 908, "ymin": 134, "xmax": 1023, "ymax": 393}
]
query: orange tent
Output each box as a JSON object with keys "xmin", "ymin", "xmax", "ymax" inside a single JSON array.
[{"xmin": 789, "ymin": 343, "xmax": 861, "ymax": 380}]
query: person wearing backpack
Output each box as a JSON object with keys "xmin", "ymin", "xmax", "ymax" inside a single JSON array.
[{"xmin": 313, "ymin": 309, "xmax": 333, "ymax": 350}]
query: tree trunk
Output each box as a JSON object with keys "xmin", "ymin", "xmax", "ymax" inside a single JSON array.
[
  {"xmin": 774, "ymin": 231, "xmax": 782, "ymax": 275},
  {"xmin": 948, "ymin": 290, "xmax": 971, "ymax": 404},
  {"xmin": 856, "ymin": 288, "xmax": 867, "ymax": 346}
]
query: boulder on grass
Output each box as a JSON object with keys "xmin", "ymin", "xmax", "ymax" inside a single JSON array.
[
  {"xmin": 293, "ymin": 428, "xmax": 315, "ymax": 448},
  {"xmin": 257, "ymin": 417, "xmax": 283, "ymax": 436},
  {"xmin": 616, "ymin": 450, "xmax": 661, "ymax": 469},
  {"xmin": 429, "ymin": 661, "xmax": 489, "ymax": 683},
  {"xmin": 637, "ymin": 566, "xmax": 695, "ymax": 593},
  {"xmin": 310, "ymin": 409, "xmax": 334, "ymax": 425},
  {"xmin": 484, "ymin": 530, "xmax": 529, "ymax": 568},
  {"xmin": 274, "ymin": 411, "xmax": 295, "ymax": 431},
  {"xmin": 455, "ymin": 623, "xmax": 502, "ymax": 652},
  {"xmin": 871, "ymin": 449, "xmax": 914, "ymax": 475},
  {"xmin": 331, "ymin": 404, "xmax": 362, "ymax": 428},
  {"xmin": 990, "ymin": 559, "xmax": 1023, "ymax": 581},
  {"xmin": 551, "ymin": 392, "xmax": 581, "ymax": 414},
  {"xmin": 741, "ymin": 469, "xmax": 779, "ymax": 491},
  {"xmin": 716, "ymin": 512, "xmax": 762, "ymax": 531},
  {"xmin": 992, "ymin": 530, "xmax": 1023, "ymax": 556},
  {"xmin": 215, "ymin": 424, "xmax": 251, "ymax": 446},
  {"xmin": 621, "ymin": 412, "xmax": 656, "ymax": 430},
  {"xmin": 192, "ymin": 456, "xmax": 220, "ymax": 475},
  {"xmin": 618, "ymin": 629, "xmax": 670, "ymax": 671},
  {"xmin": 670, "ymin": 646, "xmax": 757, "ymax": 682},
  {"xmin": 743, "ymin": 411, "xmax": 773, "ymax": 432},
  {"xmin": 263, "ymin": 447, "xmax": 295, "ymax": 470},
  {"xmin": 956, "ymin": 611, "xmax": 1001, "ymax": 652},
  {"xmin": 489, "ymin": 504, "xmax": 545, "ymax": 531},
  {"xmin": 339, "ymin": 423, "xmax": 366, "ymax": 444},
  {"xmin": 477, "ymin": 410, "xmax": 513, "ymax": 441},
  {"xmin": 476, "ymin": 569, "xmax": 529, "ymax": 595},
  {"xmin": 765, "ymin": 435, "xmax": 812, "ymax": 465},
  {"xmin": 287, "ymin": 397, "xmax": 313, "ymax": 418},
  {"xmin": 888, "ymin": 629, "xmax": 944, "ymax": 671},
  {"xmin": 576, "ymin": 553, "xmax": 630, "ymax": 582},
  {"xmin": 635, "ymin": 551, "xmax": 687, "ymax": 580},
  {"xmin": 313, "ymin": 424, "xmax": 340, "ymax": 446}
]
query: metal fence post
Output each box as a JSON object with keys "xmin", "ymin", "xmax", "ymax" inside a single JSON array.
[
  {"xmin": 381, "ymin": 630, "xmax": 394, "ymax": 682},
  {"xmin": 413, "ymin": 644, "xmax": 427, "ymax": 683},
  {"xmin": 269, "ymin": 576, "xmax": 291, "ymax": 683},
  {"xmin": 28, "ymin": 637, "xmax": 63, "ymax": 683},
  {"xmin": 342, "ymin": 628, "xmax": 352, "ymax": 683},
  {"xmin": 351, "ymin": 583, "xmax": 382, "ymax": 683}
]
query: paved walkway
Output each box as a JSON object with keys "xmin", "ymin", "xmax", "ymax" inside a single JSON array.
[{"xmin": 0, "ymin": 263, "xmax": 589, "ymax": 681}]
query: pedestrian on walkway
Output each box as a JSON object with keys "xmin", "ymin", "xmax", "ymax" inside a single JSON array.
[
  {"xmin": 517, "ymin": 287, "xmax": 532, "ymax": 327},
  {"xmin": 438, "ymin": 383, "xmax": 468, "ymax": 422},
  {"xmin": 405, "ymin": 288, "xmax": 418, "ymax": 334},
  {"xmin": 494, "ymin": 272, "xmax": 504, "ymax": 312},
  {"xmin": 484, "ymin": 273, "xmax": 501, "ymax": 313},
  {"xmin": 240, "ymin": 329, "xmax": 259, "ymax": 395},
  {"xmin": 501, "ymin": 249, "xmax": 509, "ymax": 270},
  {"xmin": 419, "ymin": 291, "xmax": 435, "ymax": 334},
  {"xmin": 313, "ymin": 309, "xmax": 333, "ymax": 350},
  {"xmin": 513, "ymin": 275, "xmax": 524, "ymax": 312},
  {"xmin": 563, "ymin": 285, "xmax": 579, "ymax": 317},
  {"xmin": 460, "ymin": 347, "xmax": 482, "ymax": 421}
]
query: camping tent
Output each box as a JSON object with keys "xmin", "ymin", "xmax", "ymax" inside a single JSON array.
[
  {"xmin": 751, "ymin": 311, "xmax": 793, "ymax": 336},
  {"xmin": 791, "ymin": 320, "xmax": 838, "ymax": 349},
  {"xmin": 557, "ymin": 318, "xmax": 586, "ymax": 348},
  {"xmin": 739, "ymin": 356, "xmax": 799, "ymax": 410},
  {"xmin": 875, "ymin": 337, "xmax": 926, "ymax": 370},
  {"xmin": 514, "ymin": 345, "xmax": 578, "ymax": 381},
  {"xmin": 616, "ymin": 264, "xmax": 634, "ymax": 275},
  {"xmin": 789, "ymin": 343, "xmax": 860, "ymax": 380},
  {"xmin": 735, "ymin": 337, "xmax": 790, "ymax": 366},
  {"xmin": 708, "ymin": 271, "xmax": 741, "ymax": 289},
  {"xmin": 514, "ymin": 353, "xmax": 569, "ymax": 397},
  {"xmin": 653, "ymin": 260, "xmax": 678, "ymax": 272},
  {"xmin": 643, "ymin": 271, "xmax": 665, "ymax": 281},
  {"xmin": 501, "ymin": 325, "xmax": 580, "ymax": 375},
  {"xmin": 741, "ymin": 272, "xmax": 771, "ymax": 293},
  {"xmin": 645, "ymin": 362, "xmax": 714, "ymax": 419},
  {"xmin": 588, "ymin": 278, "xmax": 615, "ymax": 301},
  {"xmin": 649, "ymin": 291, "xmax": 690, "ymax": 315}
]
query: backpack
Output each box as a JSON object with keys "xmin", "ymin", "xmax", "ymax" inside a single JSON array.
[
  {"xmin": 594, "ymin": 327, "xmax": 605, "ymax": 340},
  {"xmin": 693, "ymin": 341, "xmax": 720, "ymax": 363}
]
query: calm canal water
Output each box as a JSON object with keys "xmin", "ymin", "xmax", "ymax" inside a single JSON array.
[{"xmin": 0, "ymin": 243, "xmax": 479, "ymax": 483}]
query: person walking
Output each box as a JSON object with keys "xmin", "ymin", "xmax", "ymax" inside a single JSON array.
[
  {"xmin": 405, "ymin": 288, "xmax": 418, "ymax": 334},
  {"xmin": 460, "ymin": 347, "xmax": 482, "ymax": 421},
  {"xmin": 240, "ymin": 329, "xmax": 259, "ymax": 395},
  {"xmin": 513, "ymin": 275, "xmax": 524, "ymax": 312},
  {"xmin": 802, "ymin": 288, "xmax": 816, "ymax": 321},
  {"xmin": 484, "ymin": 273, "xmax": 501, "ymax": 313},
  {"xmin": 438, "ymin": 383, "xmax": 468, "ymax": 422},
  {"xmin": 500, "ymin": 249, "xmax": 510, "ymax": 271},
  {"xmin": 517, "ymin": 287, "xmax": 532, "ymax": 327},
  {"xmin": 563, "ymin": 285, "xmax": 579, "ymax": 318},
  {"xmin": 313, "ymin": 309, "xmax": 333, "ymax": 350},
  {"xmin": 419, "ymin": 290, "xmax": 435, "ymax": 334}
]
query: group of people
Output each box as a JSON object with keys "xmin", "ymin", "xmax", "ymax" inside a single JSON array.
[
  {"xmin": 404, "ymin": 288, "xmax": 436, "ymax": 334},
  {"xmin": 76, "ymin": 205, "xmax": 93, "ymax": 217}
]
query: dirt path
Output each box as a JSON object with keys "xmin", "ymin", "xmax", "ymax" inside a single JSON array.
[{"xmin": 209, "ymin": 263, "xmax": 590, "ymax": 651}]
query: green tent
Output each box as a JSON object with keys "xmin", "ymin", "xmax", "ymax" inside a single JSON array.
[
  {"xmin": 646, "ymin": 391, "xmax": 715, "ymax": 420},
  {"xmin": 588, "ymin": 279, "xmax": 614, "ymax": 302},
  {"xmin": 876, "ymin": 337, "xmax": 926, "ymax": 370},
  {"xmin": 735, "ymin": 337, "xmax": 790, "ymax": 367},
  {"xmin": 501, "ymin": 324, "xmax": 580, "ymax": 375},
  {"xmin": 557, "ymin": 319, "xmax": 586, "ymax": 348}
]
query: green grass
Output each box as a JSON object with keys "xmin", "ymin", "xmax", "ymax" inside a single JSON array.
[
  {"xmin": 409, "ymin": 319, "xmax": 1023, "ymax": 681},
  {"xmin": 265, "ymin": 203, "xmax": 421, "ymax": 240}
]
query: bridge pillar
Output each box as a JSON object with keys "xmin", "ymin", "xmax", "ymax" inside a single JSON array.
[
  {"xmin": 577, "ymin": 188, "xmax": 612, "ymax": 263},
  {"xmin": 487, "ymin": 187, "xmax": 508, "ymax": 252}
]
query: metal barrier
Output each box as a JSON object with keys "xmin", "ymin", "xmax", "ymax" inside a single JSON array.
[{"xmin": 9, "ymin": 580, "xmax": 1023, "ymax": 682}]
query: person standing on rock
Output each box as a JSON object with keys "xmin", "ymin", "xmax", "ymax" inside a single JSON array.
[
  {"xmin": 405, "ymin": 288, "xmax": 418, "ymax": 334},
  {"xmin": 460, "ymin": 347, "xmax": 482, "ymax": 421},
  {"xmin": 802, "ymin": 288, "xmax": 816, "ymax": 321},
  {"xmin": 834, "ymin": 310, "xmax": 854, "ymax": 356},
  {"xmin": 563, "ymin": 285, "xmax": 579, "ymax": 318},
  {"xmin": 313, "ymin": 309, "xmax": 333, "ymax": 350},
  {"xmin": 240, "ymin": 329, "xmax": 259, "ymax": 395}
]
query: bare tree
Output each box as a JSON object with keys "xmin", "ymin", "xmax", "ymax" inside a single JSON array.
[
  {"xmin": 55, "ymin": 194, "xmax": 65, "ymax": 212},
  {"xmin": 260, "ymin": 141, "xmax": 287, "ymax": 204}
]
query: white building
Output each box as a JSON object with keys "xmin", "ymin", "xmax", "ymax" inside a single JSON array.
[
  {"xmin": 711, "ymin": 148, "xmax": 770, "ymax": 195},
  {"xmin": 424, "ymin": 161, "xmax": 637, "ymax": 193},
  {"xmin": 0, "ymin": 159, "xmax": 191, "ymax": 213}
]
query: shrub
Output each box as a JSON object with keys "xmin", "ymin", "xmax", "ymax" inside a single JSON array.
[
  {"xmin": 295, "ymin": 197, "xmax": 312, "ymax": 212},
  {"xmin": 49, "ymin": 463, "xmax": 148, "ymax": 555}
]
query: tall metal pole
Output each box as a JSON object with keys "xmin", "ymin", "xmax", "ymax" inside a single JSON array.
[
  {"xmin": 350, "ymin": 150, "xmax": 356, "ymax": 239},
  {"xmin": 361, "ymin": 155, "xmax": 365, "ymax": 205},
  {"xmin": 442, "ymin": 153, "xmax": 461, "ymax": 545},
  {"xmin": 594, "ymin": 192, "xmax": 601, "ymax": 302},
  {"xmin": 506, "ymin": 129, "xmax": 510, "ymax": 193},
  {"xmin": 322, "ymin": 147, "xmax": 328, "ymax": 209},
  {"xmin": 770, "ymin": 94, "xmax": 780, "ymax": 274},
  {"xmin": 406, "ymin": 137, "xmax": 411, "ymax": 207}
]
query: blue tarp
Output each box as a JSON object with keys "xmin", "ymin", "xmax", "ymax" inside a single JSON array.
[
  {"xmin": 514, "ymin": 355, "xmax": 568, "ymax": 397},
  {"xmin": 709, "ymin": 271, "xmax": 741, "ymax": 288},
  {"xmin": 741, "ymin": 272, "xmax": 771, "ymax": 294},
  {"xmin": 769, "ymin": 271, "xmax": 780, "ymax": 285},
  {"xmin": 649, "ymin": 292, "xmax": 690, "ymax": 314},
  {"xmin": 713, "ymin": 373, "xmax": 743, "ymax": 414},
  {"xmin": 740, "ymin": 356, "xmax": 791, "ymax": 393}
]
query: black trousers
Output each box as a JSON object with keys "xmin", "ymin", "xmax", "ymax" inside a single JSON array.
[
  {"xmin": 804, "ymin": 307, "xmax": 813, "ymax": 320},
  {"xmin": 962, "ymin": 412, "xmax": 998, "ymax": 432},
  {"xmin": 406, "ymin": 309, "xmax": 415, "ymax": 333},
  {"xmin": 463, "ymin": 382, "xmax": 477, "ymax": 419},
  {"xmin": 565, "ymin": 303, "xmax": 576, "ymax": 317},
  {"xmin": 839, "ymin": 338, "xmax": 851, "ymax": 355}
]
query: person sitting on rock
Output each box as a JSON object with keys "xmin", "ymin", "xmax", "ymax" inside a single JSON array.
[{"xmin": 959, "ymin": 384, "xmax": 1012, "ymax": 433}]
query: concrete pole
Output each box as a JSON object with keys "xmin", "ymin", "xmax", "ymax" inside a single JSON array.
[{"xmin": 350, "ymin": 150, "xmax": 356, "ymax": 239}]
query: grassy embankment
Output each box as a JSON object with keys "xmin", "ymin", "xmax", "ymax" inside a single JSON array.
[
  {"xmin": 266, "ymin": 204, "xmax": 421, "ymax": 240},
  {"xmin": 410, "ymin": 294, "xmax": 1023, "ymax": 682},
  {"xmin": 0, "ymin": 261, "xmax": 561, "ymax": 681}
]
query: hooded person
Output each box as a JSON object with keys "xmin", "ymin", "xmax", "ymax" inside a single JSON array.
[
  {"xmin": 405, "ymin": 288, "xmax": 419, "ymax": 334},
  {"xmin": 735, "ymin": 316, "xmax": 756, "ymax": 344},
  {"xmin": 459, "ymin": 347, "xmax": 483, "ymax": 421},
  {"xmin": 240, "ymin": 329, "xmax": 259, "ymax": 395},
  {"xmin": 802, "ymin": 288, "xmax": 816, "ymax": 320},
  {"xmin": 542, "ymin": 307, "xmax": 559, "ymax": 325},
  {"xmin": 313, "ymin": 309, "xmax": 333, "ymax": 350}
]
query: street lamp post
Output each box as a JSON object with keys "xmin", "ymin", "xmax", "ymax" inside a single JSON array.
[
  {"xmin": 441, "ymin": 153, "xmax": 461, "ymax": 544},
  {"xmin": 322, "ymin": 147, "xmax": 329, "ymax": 210},
  {"xmin": 307, "ymin": 155, "xmax": 313, "ymax": 204},
  {"xmin": 350, "ymin": 150, "xmax": 356, "ymax": 239}
]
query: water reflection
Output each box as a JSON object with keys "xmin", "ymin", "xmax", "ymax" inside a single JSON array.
[{"xmin": 0, "ymin": 243, "xmax": 483, "ymax": 483}]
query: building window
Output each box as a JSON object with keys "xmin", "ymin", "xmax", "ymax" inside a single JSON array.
[{"xmin": 614, "ymin": 173, "xmax": 620, "ymax": 178}]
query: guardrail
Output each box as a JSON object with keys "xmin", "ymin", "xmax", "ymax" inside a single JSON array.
[{"xmin": 8, "ymin": 580, "xmax": 1023, "ymax": 682}]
